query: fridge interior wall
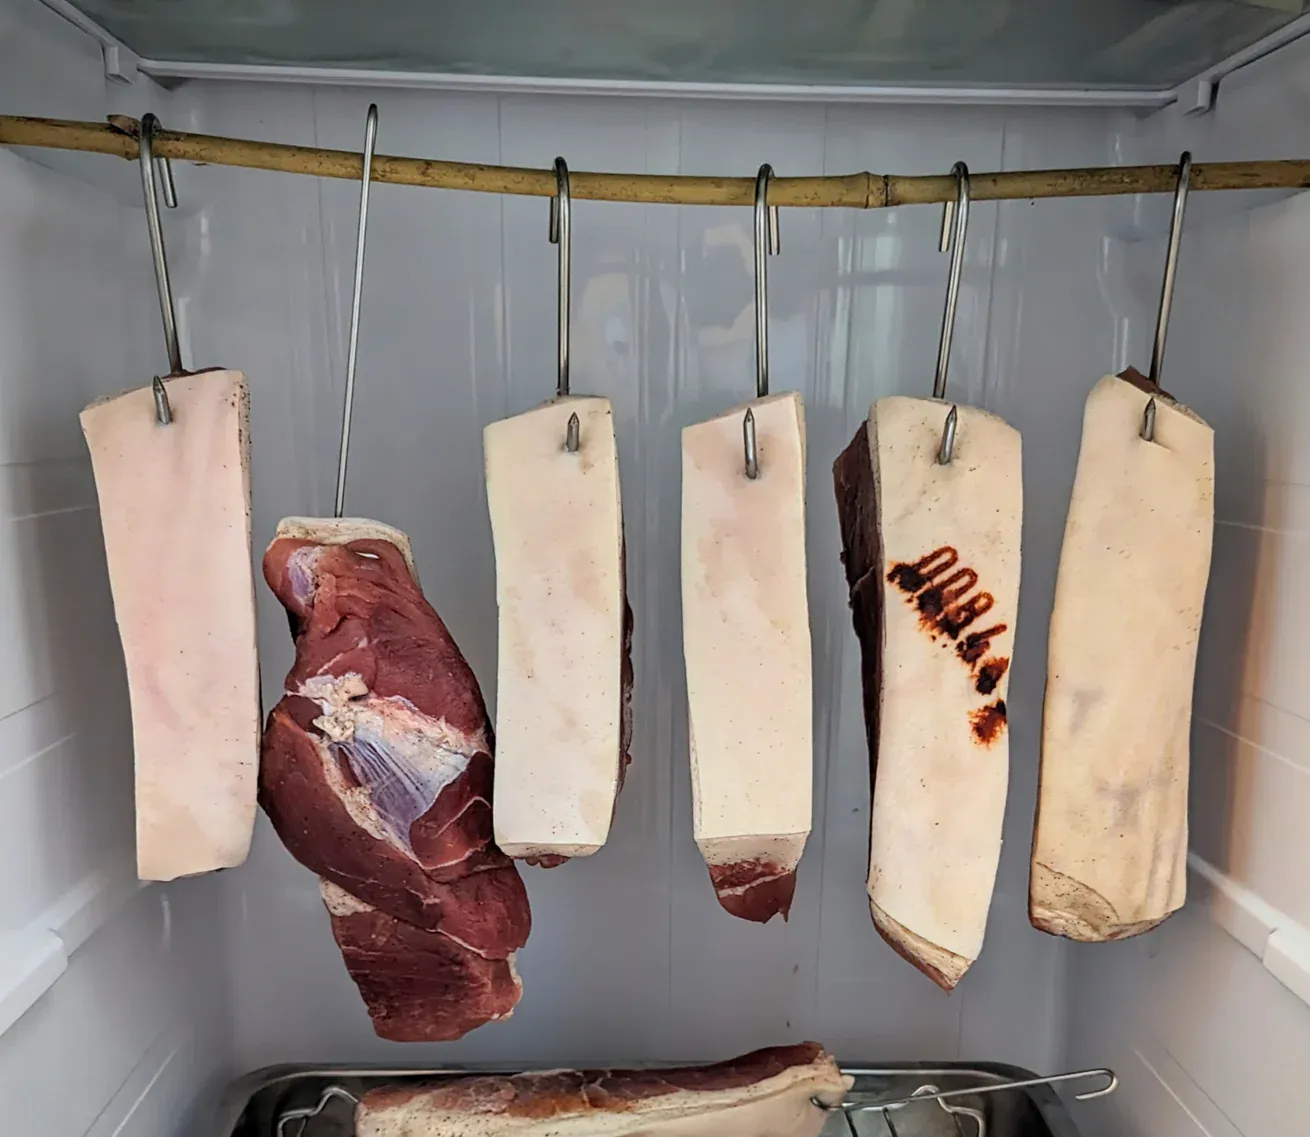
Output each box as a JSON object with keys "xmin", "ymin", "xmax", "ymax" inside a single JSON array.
[{"xmin": 2, "ymin": 1, "xmax": 1308, "ymax": 1134}]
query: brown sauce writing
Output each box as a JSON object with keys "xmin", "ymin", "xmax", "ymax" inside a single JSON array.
[
  {"xmin": 887, "ymin": 546, "xmax": 1011, "ymax": 743},
  {"xmin": 969, "ymin": 700, "xmax": 1008, "ymax": 745}
]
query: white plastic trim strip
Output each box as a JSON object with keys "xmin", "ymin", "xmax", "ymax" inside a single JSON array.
[
  {"xmin": 131, "ymin": 60, "xmax": 1175, "ymax": 108},
  {"xmin": 0, "ymin": 852, "xmax": 145, "ymax": 1037},
  {"xmin": 1174, "ymin": 10, "xmax": 1310, "ymax": 115},
  {"xmin": 1188, "ymin": 852, "xmax": 1310, "ymax": 1010}
]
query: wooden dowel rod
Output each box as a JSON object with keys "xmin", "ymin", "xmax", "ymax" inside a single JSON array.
[{"xmin": 4, "ymin": 113, "xmax": 1310, "ymax": 208}]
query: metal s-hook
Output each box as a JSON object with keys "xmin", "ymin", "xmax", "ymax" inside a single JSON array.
[
  {"xmin": 753, "ymin": 163, "xmax": 779, "ymax": 400},
  {"xmin": 935, "ymin": 161, "xmax": 970, "ymax": 402},
  {"xmin": 743, "ymin": 407, "xmax": 759, "ymax": 479},
  {"xmin": 1141, "ymin": 396, "xmax": 1157, "ymax": 442},
  {"xmin": 1149, "ymin": 151, "xmax": 1192, "ymax": 391},
  {"xmin": 275, "ymin": 1085, "xmax": 359, "ymax": 1137},
  {"xmin": 935, "ymin": 161, "xmax": 970, "ymax": 464},
  {"xmin": 745, "ymin": 163, "xmax": 779, "ymax": 479},
  {"xmin": 884, "ymin": 1085, "xmax": 986, "ymax": 1137},
  {"xmin": 845, "ymin": 1067, "xmax": 1118, "ymax": 1115},
  {"xmin": 550, "ymin": 157, "xmax": 577, "ymax": 451},
  {"xmin": 332, "ymin": 103, "xmax": 379, "ymax": 519},
  {"xmin": 1143, "ymin": 151, "xmax": 1192, "ymax": 443},
  {"xmin": 139, "ymin": 112, "xmax": 181, "ymax": 424},
  {"xmin": 938, "ymin": 404, "xmax": 958, "ymax": 466}
]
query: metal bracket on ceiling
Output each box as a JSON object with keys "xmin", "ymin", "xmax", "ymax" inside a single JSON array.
[
  {"xmin": 1182, "ymin": 77, "xmax": 1216, "ymax": 117},
  {"xmin": 36, "ymin": 0, "xmax": 139, "ymax": 84},
  {"xmin": 1174, "ymin": 9, "xmax": 1310, "ymax": 117},
  {"xmin": 102, "ymin": 43, "xmax": 140, "ymax": 85}
]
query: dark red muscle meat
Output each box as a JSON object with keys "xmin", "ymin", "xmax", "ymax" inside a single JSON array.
[{"xmin": 259, "ymin": 525, "xmax": 530, "ymax": 1041}]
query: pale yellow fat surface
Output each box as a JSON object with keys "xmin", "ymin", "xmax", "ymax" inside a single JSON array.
[
  {"xmin": 682, "ymin": 393, "xmax": 813, "ymax": 852},
  {"xmin": 80, "ymin": 370, "xmax": 259, "ymax": 881},
  {"xmin": 868, "ymin": 396, "xmax": 1022, "ymax": 969},
  {"xmin": 275, "ymin": 515, "xmax": 417, "ymax": 581},
  {"xmin": 356, "ymin": 1057, "xmax": 851, "ymax": 1137},
  {"xmin": 484, "ymin": 397, "xmax": 625, "ymax": 859},
  {"xmin": 1034, "ymin": 375, "xmax": 1214, "ymax": 938}
]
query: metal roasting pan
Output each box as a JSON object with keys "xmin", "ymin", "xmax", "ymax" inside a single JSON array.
[{"xmin": 214, "ymin": 1062, "xmax": 1084, "ymax": 1137}]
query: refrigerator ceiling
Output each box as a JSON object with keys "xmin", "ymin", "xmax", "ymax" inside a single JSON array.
[{"xmin": 60, "ymin": 0, "xmax": 1310, "ymax": 91}]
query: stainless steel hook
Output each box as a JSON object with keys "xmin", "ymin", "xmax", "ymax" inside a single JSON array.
[
  {"xmin": 845, "ymin": 1067, "xmax": 1118, "ymax": 1115},
  {"xmin": 551, "ymin": 157, "xmax": 577, "ymax": 452},
  {"xmin": 151, "ymin": 376, "xmax": 172, "ymax": 425},
  {"xmin": 333, "ymin": 103, "xmax": 379, "ymax": 519},
  {"xmin": 743, "ymin": 407, "xmax": 759, "ymax": 479},
  {"xmin": 550, "ymin": 156, "xmax": 572, "ymax": 401},
  {"xmin": 754, "ymin": 163, "xmax": 779, "ymax": 400},
  {"xmin": 934, "ymin": 162, "xmax": 970, "ymax": 464},
  {"xmin": 139, "ymin": 112, "xmax": 181, "ymax": 423},
  {"xmin": 938, "ymin": 403, "xmax": 959, "ymax": 465},
  {"xmin": 1148, "ymin": 151, "xmax": 1192, "ymax": 393},
  {"xmin": 275, "ymin": 1085, "xmax": 359, "ymax": 1137},
  {"xmin": 1141, "ymin": 396, "xmax": 1157, "ymax": 442},
  {"xmin": 935, "ymin": 161, "xmax": 971, "ymax": 403},
  {"xmin": 917, "ymin": 1084, "xmax": 986, "ymax": 1137}
]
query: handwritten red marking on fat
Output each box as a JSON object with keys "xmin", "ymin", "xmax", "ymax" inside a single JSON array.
[
  {"xmin": 957, "ymin": 625, "xmax": 1006, "ymax": 665},
  {"xmin": 887, "ymin": 547, "xmax": 1012, "ymax": 732},
  {"xmin": 970, "ymin": 699, "xmax": 1007, "ymax": 745},
  {"xmin": 887, "ymin": 547, "xmax": 1005, "ymax": 645},
  {"xmin": 974, "ymin": 657, "xmax": 1009, "ymax": 696}
]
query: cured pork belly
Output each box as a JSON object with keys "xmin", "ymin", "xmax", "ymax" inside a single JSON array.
[
  {"xmin": 81, "ymin": 370, "xmax": 259, "ymax": 881},
  {"xmin": 834, "ymin": 396, "xmax": 1022, "ymax": 987},
  {"xmin": 484, "ymin": 397, "xmax": 633, "ymax": 865},
  {"xmin": 1032, "ymin": 372, "xmax": 1214, "ymax": 941},
  {"xmin": 356, "ymin": 1043, "xmax": 851, "ymax": 1137},
  {"xmin": 681, "ymin": 394, "xmax": 813, "ymax": 922}
]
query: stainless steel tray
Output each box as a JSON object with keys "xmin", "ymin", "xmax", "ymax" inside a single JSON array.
[{"xmin": 215, "ymin": 1062, "xmax": 1083, "ymax": 1137}]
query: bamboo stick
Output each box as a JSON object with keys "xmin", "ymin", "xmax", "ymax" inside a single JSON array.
[{"xmin": 3, "ymin": 113, "xmax": 1310, "ymax": 208}]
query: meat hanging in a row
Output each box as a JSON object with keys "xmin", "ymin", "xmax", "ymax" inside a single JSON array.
[
  {"xmin": 81, "ymin": 363, "xmax": 1213, "ymax": 1033},
  {"xmin": 79, "ymin": 122, "xmax": 1214, "ymax": 1041}
]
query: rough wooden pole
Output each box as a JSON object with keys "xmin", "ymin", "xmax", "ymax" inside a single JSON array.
[{"xmin": 4, "ymin": 113, "xmax": 1310, "ymax": 208}]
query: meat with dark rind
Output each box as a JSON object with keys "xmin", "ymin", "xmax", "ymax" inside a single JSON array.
[
  {"xmin": 259, "ymin": 517, "xmax": 530, "ymax": 1041},
  {"xmin": 833, "ymin": 421, "xmax": 883, "ymax": 775},
  {"xmin": 356, "ymin": 1043, "xmax": 851, "ymax": 1137},
  {"xmin": 833, "ymin": 400, "xmax": 1021, "ymax": 990}
]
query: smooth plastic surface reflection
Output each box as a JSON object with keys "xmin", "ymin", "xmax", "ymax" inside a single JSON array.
[{"xmin": 74, "ymin": 0, "xmax": 1307, "ymax": 89}]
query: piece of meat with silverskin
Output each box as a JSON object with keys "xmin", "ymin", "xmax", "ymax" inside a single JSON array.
[{"xmin": 258, "ymin": 517, "xmax": 530, "ymax": 1041}]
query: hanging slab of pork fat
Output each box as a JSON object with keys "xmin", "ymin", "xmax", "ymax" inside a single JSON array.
[
  {"xmin": 259, "ymin": 517, "xmax": 531, "ymax": 1041},
  {"xmin": 80, "ymin": 370, "xmax": 258, "ymax": 881},
  {"xmin": 682, "ymin": 393, "xmax": 812, "ymax": 922},
  {"xmin": 356, "ymin": 1043, "xmax": 851, "ymax": 1137},
  {"xmin": 833, "ymin": 396, "xmax": 1021, "ymax": 988},
  {"xmin": 484, "ymin": 397, "xmax": 632, "ymax": 865},
  {"xmin": 1032, "ymin": 372, "xmax": 1213, "ymax": 941}
]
